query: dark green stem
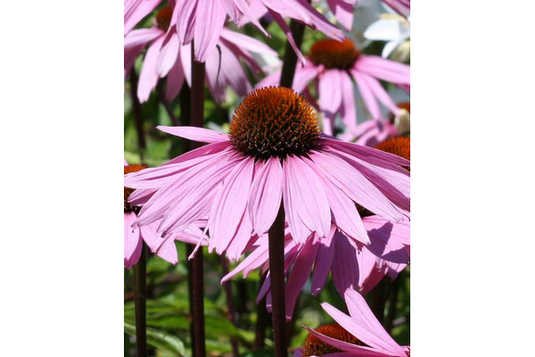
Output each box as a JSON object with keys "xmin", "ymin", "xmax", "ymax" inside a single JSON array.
[
  {"xmin": 268, "ymin": 204, "xmax": 287, "ymax": 357},
  {"xmin": 190, "ymin": 42, "xmax": 206, "ymax": 357},
  {"xmin": 133, "ymin": 242, "xmax": 148, "ymax": 357}
]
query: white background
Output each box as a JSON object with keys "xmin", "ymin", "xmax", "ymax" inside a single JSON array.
[{"xmin": 1, "ymin": 0, "xmax": 534, "ymax": 356}]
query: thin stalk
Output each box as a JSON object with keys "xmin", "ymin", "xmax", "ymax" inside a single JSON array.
[
  {"xmin": 185, "ymin": 244, "xmax": 196, "ymax": 356},
  {"xmin": 386, "ymin": 277, "xmax": 400, "ymax": 332},
  {"xmin": 268, "ymin": 204, "xmax": 287, "ymax": 357},
  {"xmin": 253, "ymin": 272, "xmax": 269, "ymax": 350},
  {"xmin": 221, "ymin": 256, "xmax": 239, "ymax": 356},
  {"xmin": 370, "ymin": 278, "xmax": 388, "ymax": 326},
  {"xmin": 129, "ymin": 69, "xmax": 146, "ymax": 159},
  {"xmin": 133, "ymin": 242, "xmax": 148, "ymax": 357},
  {"xmin": 190, "ymin": 42, "xmax": 206, "ymax": 357}
]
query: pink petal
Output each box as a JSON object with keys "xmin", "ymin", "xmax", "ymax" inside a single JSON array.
[
  {"xmin": 124, "ymin": 28, "xmax": 164, "ymax": 48},
  {"xmin": 302, "ymin": 326, "xmax": 390, "ymax": 356},
  {"xmin": 331, "ymin": 231, "xmax": 360, "ymax": 295},
  {"xmin": 294, "ymin": 0, "xmax": 345, "ymax": 41},
  {"xmin": 165, "ymin": 56, "xmax": 185, "ymax": 101},
  {"xmin": 339, "ymin": 70, "xmax": 359, "ymax": 133},
  {"xmin": 311, "ymin": 227, "xmax": 336, "ymax": 295},
  {"xmin": 351, "ymin": 69, "xmax": 381, "ymax": 119},
  {"xmin": 343, "ymin": 289, "xmax": 407, "ymax": 355},
  {"xmin": 141, "ymin": 221, "xmax": 178, "ymax": 264},
  {"xmin": 248, "ymin": 158, "xmax": 283, "ymax": 236},
  {"xmin": 319, "ymin": 70, "xmax": 343, "ymax": 122},
  {"xmin": 157, "ymin": 126, "xmax": 229, "ymax": 143},
  {"xmin": 311, "ymin": 150, "xmax": 406, "ymax": 222},
  {"xmin": 176, "ymin": 0, "xmax": 198, "ymax": 46},
  {"xmin": 327, "ymin": 0, "xmax": 355, "ymax": 30},
  {"xmin": 124, "ymin": 213, "xmax": 141, "ymax": 261},
  {"xmin": 293, "ymin": 62, "xmax": 323, "ymax": 93},
  {"xmin": 360, "ymin": 73, "xmax": 400, "ymax": 116},
  {"xmin": 306, "ymin": 153, "xmax": 370, "ymax": 245},
  {"xmin": 156, "ymin": 32, "xmax": 179, "ymax": 77},
  {"xmin": 137, "ymin": 36, "xmax": 165, "ymax": 103},
  {"xmin": 225, "ymin": 209, "xmax": 255, "ymax": 261},
  {"xmin": 285, "ymin": 238, "xmax": 320, "ymax": 318},
  {"xmin": 355, "ymin": 55, "xmax": 410, "ymax": 84},
  {"xmin": 233, "ymin": 0, "xmax": 269, "ymax": 36},
  {"xmin": 193, "ymin": 0, "xmax": 227, "ymax": 62},
  {"xmin": 124, "ymin": 0, "xmax": 162, "ymax": 36},
  {"xmin": 221, "ymin": 238, "xmax": 270, "ymax": 283},
  {"xmin": 284, "ymin": 157, "xmax": 331, "ymax": 240},
  {"xmin": 220, "ymin": 28, "xmax": 277, "ymax": 56},
  {"xmin": 210, "ymin": 157, "xmax": 255, "ymax": 254},
  {"xmin": 269, "ymin": 10, "xmax": 306, "ymax": 65}
]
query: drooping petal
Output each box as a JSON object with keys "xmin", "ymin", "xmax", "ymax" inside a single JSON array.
[
  {"xmin": 156, "ymin": 32, "xmax": 180, "ymax": 77},
  {"xmin": 351, "ymin": 69, "xmax": 381, "ymax": 119},
  {"xmin": 344, "ymin": 289, "xmax": 407, "ymax": 356},
  {"xmin": 124, "ymin": 213, "xmax": 141, "ymax": 262},
  {"xmin": 327, "ymin": 0, "xmax": 355, "ymax": 31},
  {"xmin": 157, "ymin": 126, "xmax": 229, "ymax": 143},
  {"xmin": 319, "ymin": 70, "xmax": 343, "ymax": 124},
  {"xmin": 248, "ymin": 158, "xmax": 283, "ymax": 236},
  {"xmin": 210, "ymin": 157, "xmax": 255, "ymax": 254},
  {"xmin": 166, "ymin": 55, "xmax": 186, "ymax": 101},
  {"xmin": 331, "ymin": 231, "xmax": 360, "ymax": 295},
  {"xmin": 301, "ymin": 326, "xmax": 390, "ymax": 356},
  {"xmin": 124, "ymin": 28, "xmax": 164, "ymax": 48},
  {"xmin": 221, "ymin": 27, "xmax": 278, "ymax": 56},
  {"xmin": 321, "ymin": 300, "xmax": 404, "ymax": 356},
  {"xmin": 311, "ymin": 227, "xmax": 336, "ymax": 295},
  {"xmin": 269, "ymin": 10, "xmax": 306, "ymax": 65},
  {"xmin": 138, "ymin": 36, "xmax": 165, "ymax": 102},
  {"xmin": 125, "ymin": 0, "xmax": 162, "ymax": 36},
  {"xmin": 284, "ymin": 156, "xmax": 331, "ymax": 240},
  {"xmin": 306, "ymin": 153, "xmax": 370, "ymax": 244},
  {"xmin": 285, "ymin": 238, "xmax": 320, "ymax": 318},
  {"xmin": 311, "ymin": 151, "xmax": 406, "ymax": 222},
  {"xmin": 339, "ymin": 70, "xmax": 359, "ymax": 133},
  {"xmin": 193, "ymin": 0, "xmax": 227, "ymax": 62},
  {"xmin": 225, "ymin": 209, "xmax": 255, "ymax": 261}
]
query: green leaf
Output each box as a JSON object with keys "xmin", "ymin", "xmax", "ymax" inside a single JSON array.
[{"xmin": 124, "ymin": 321, "xmax": 186, "ymax": 357}]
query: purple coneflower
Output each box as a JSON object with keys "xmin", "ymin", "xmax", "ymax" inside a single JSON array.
[
  {"xmin": 164, "ymin": 0, "xmax": 344, "ymax": 62},
  {"xmin": 124, "ymin": 87, "xmax": 409, "ymax": 260},
  {"xmin": 296, "ymin": 289, "xmax": 410, "ymax": 356},
  {"xmin": 257, "ymin": 39, "xmax": 410, "ymax": 136},
  {"xmin": 124, "ymin": 7, "xmax": 278, "ymax": 103}
]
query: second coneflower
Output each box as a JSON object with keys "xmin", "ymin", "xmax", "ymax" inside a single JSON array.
[{"xmin": 124, "ymin": 87, "xmax": 410, "ymax": 259}]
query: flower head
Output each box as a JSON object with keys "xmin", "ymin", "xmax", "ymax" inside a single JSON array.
[
  {"xmin": 257, "ymin": 39, "xmax": 410, "ymax": 136},
  {"xmin": 124, "ymin": 87, "xmax": 409, "ymax": 260}
]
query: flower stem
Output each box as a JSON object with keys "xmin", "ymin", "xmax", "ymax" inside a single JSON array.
[
  {"xmin": 157, "ymin": 81, "xmax": 180, "ymax": 127},
  {"xmin": 279, "ymin": 21, "xmax": 306, "ymax": 88},
  {"xmin": 221, "ymin": 256, "xmax": 239, "ymax": 356},
  {"xmin": 133, "ymin": 242, "xmax": 148, "ymax": 357},
  {"xmin": 268, "ymin": 204, "xmax": 287, "ymax": 357},
  {"xmin": 129, "ymin": 69, "xmax": 146, "ymax": 159},
  {"xmin": 253, "ymin": 272, "xmax": 269, "ymax": 350},
  {"xmin": 190, "ymin": 42, "xmax": 206, "ymax": 357}
]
